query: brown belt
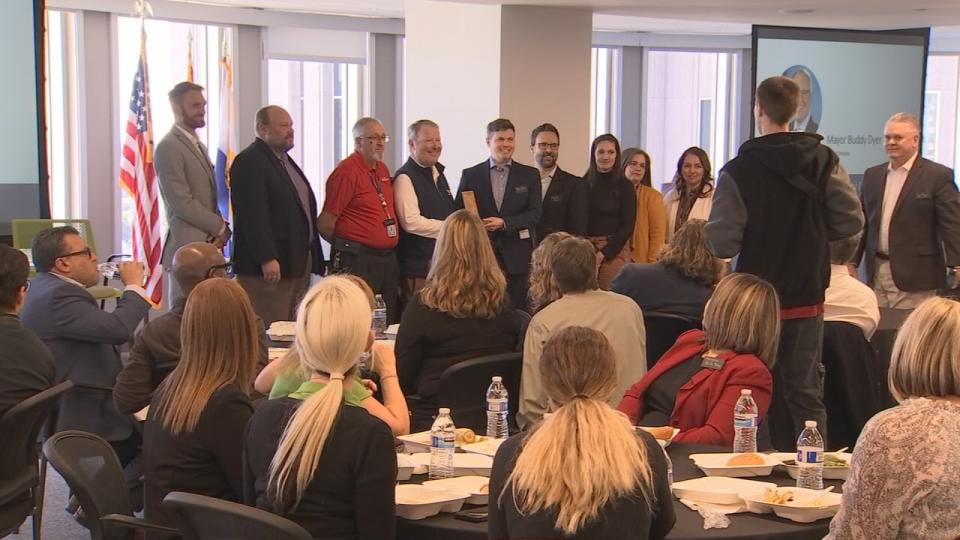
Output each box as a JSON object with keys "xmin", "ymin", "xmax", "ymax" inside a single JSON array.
[{"xmin": 875, "ymin": 252, "xmax": 890, "ymax": 260}]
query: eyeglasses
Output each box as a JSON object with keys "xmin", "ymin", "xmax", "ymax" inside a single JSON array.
[
  {"xmin": 206, "ymin": 262, "xmax": 235, "ymax": 279},
  {"xmin": 361, "ymin": 135, "xmax": 390, "ymax": 143},
  {"xmin": 535, "ymin": 143, "xmax": 559, "ymax": 150},
  {"xmin": 57, "ymin": 247, "xmax": 93, "ymax": 260}
]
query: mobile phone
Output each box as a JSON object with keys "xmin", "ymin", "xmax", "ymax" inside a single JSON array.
[{"xmin": 454, "ymin": 510, "xmax": 488, "ymax": 523}]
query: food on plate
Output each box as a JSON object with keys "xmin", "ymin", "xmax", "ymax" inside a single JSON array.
[
  {"xmin": 762, "ymin": 488, "xmax": 795, "ymax": 504},
  {"xmin": 455, "ymin": 428, "xmax": 477, "ymax": 445},
  {"xmin": 639, "ymin": 426, "xmax": 675, "ymax": 440},
  {"xmin": 478, "ymin": 483, "xmax": 489, "ymax": 494},
  {"xmin": 783, "ymin": 453, "xmax": 848, "ymax": 468},
  {"xmin": 726, "ymin": 452, "xmax": 766, "ymax": 466}
]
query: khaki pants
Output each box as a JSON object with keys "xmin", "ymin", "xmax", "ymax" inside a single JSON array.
[
  {"xmin": 237, "ymin": 272, "xmax": 311, "ymax": 328},
  {"xmin": 589, "ymin": 236, "xmax": 631, "ymax": 291},
  {"xmin": 873, "ymin": 258, "xmax": 935, "ymax": 309}
]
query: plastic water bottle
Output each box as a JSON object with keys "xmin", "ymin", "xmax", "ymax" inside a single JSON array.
[
  {"xmin": 662, "ymin": 447, "xmax": 674, "ymax": 486},
  {"xmin": 372, "ymin": 294, "xmax": 387, "ymax": 338},
  {"xmin": 796, "ymin": 420, "xmax": 824, "ymax": 490},
  {"xmin": 733, "ymin": 389, "xmax": 758, "ymax": 453},
  {"xmin": 486, "ymin": 376, "xmax": 509, "ymax": 439},
  {"xmin": 429, "ymin": 408, "xmax": 456, "ymax": 480}
]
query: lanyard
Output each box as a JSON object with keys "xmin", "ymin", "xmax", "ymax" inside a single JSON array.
[{"xmin": 367, "ymin": 170, "xmax": 392, "ymax": 219}]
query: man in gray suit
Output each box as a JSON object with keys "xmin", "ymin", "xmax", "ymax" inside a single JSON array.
[
  {"xmin": 854, "ymin": 112, "xmax": 960, "ymax": 308},
  {"xmin": 20, "ymin": 226, "xmax": 151, "ymax": 467},
  {"xmin": 156, "ymin": 81, "xmax": 230, "ymax": 305}
]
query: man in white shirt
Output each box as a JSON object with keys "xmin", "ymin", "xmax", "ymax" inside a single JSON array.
[
  {"xmin": 393, "ymin": 120, "xmax": 455, "ymax": 305},
  {"xmin": 155, "ymin": 82, "xmax": 230, "ymax": 305},
  {"xmin": 517, "ymin": 236, "xmax": 646, "ymax": 429},
  {"xmin": 825, "ymin": 234, "xmax": 880, "ymax": 339},
  {"xmin": 854, "ymin": 112, "xmax": 960, "ymax": 308}
]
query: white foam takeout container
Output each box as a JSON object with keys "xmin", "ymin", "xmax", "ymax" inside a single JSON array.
[
  {"xmin": 635, "ymin": 427, "xmax": 681, "ymax": 448},
  {"xmin": 397, "ymin": 430, "xmax": 489, "ymax": 453},
  {"xmin": 740, "ymin": 487, "xmax": 843, "ymax": 523},
  {"xmin": 671, "ymin": 476, "xmax": 778, "ymax": 505},
  {"xmin": 404, "ymin": 452, "xmax": 495, "ymax": 477},
  {"xmin": 397, "ymin": 454, "xmax": 416, "ymax": 481},
  {"xmin": 395, "ymin": 485, "xmax": 469, "ymax": 520},
  {"xmin": 460, "ymin": 438, "xmax": 506, "ymax": 458},
  {"xmin": 689, "ymin": 453, "xmax": 781, "ymax": 478},
  {"xmin": 770, "ymin": 452, "xmax": 852, "ymax": 481},
  {"xmin": 422, "ymin": 475, "xmax": 490, "ymax": 505}
]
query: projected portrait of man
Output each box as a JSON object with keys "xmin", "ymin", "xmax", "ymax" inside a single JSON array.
[{"xmin": 782, "ymin": 65, "xmax": 821, "ymax": 133}]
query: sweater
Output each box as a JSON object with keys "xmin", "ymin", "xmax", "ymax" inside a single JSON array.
[
  {"xmin": 630, "ymin": 185, "xmax": 667, "ymax": 263},
  {"xmin": 587, "ymin": 170, "xmax": 638, "ymax": 259}
]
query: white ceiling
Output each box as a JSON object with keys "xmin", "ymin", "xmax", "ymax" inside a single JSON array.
[{"xmin": 171, "ymin": 0, "xmax": 960, "ymax": 32}]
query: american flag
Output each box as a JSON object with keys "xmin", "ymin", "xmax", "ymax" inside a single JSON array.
[{"xmin": 119, "ymin": 29, "xmax": 163, "ymax": 305}]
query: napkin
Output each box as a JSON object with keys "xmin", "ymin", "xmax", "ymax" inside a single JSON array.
[{"xmin": 679, "ymin": 498, "xmax": 744, "ymax": 529}]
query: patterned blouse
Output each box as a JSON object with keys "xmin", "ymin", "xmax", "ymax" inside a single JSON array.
[{"xmin": 826, "ymin": 397, "xmax": 960, "ymax": 540}]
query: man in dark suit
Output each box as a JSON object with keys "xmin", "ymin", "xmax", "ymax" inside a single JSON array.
[
  {"xmin": 20, "ymin": 226, "xmax": 151, "ymax": 466},
  {"xmin": 456, "ymin": 118, "xmax": 542, "ymax": 310},
  {"xmin": 855, "ymin": 112, "xmax": 960, "ymax": 308},
  {"xmin": 790, "ymin": 68, "xmax": 819, "ymax": 134},
  {"xmin": 231, "ymin": 105, "xmax": 324, "ymax": 327},
  {"xmin": 0, "ymin": 244, "xmax": 55, "ymax": 417},
  {"xmin": 530, "ymin": 123, "xmax": 588, "ymax": 243},
  {"xmin": 113, "ymin": 242, "xmax": 269, "ymax": 415}
]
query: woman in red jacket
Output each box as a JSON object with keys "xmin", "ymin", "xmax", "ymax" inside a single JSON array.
[{"xmin": 617, "ymin": 273, "xmax": 780, "ymax": 446}]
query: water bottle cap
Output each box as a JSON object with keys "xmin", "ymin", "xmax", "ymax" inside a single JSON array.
[
  {"xmin": 805, "ymin": 420, "xmax": 817, "ymax": 427},
  {"xmin": 741, "ymin": 389, "xmax": 752, "ymax": 395},
  {"xmin": 438, "ymin": 407, "xmax": 450, "ymax": 415},
  {"xmin": 492, "ymin": 376, "xmax": 502, "ymax": 382}
]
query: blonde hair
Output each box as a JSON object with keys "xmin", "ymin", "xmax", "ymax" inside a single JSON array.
[
  {"xmin": 267, "ymin": 277, "xmax": 373, "ymax": 512},
  {"xmin": 528, "ymin": 232, "xmax": 572, "ymax": 313},
  {"xmin": 889, "ymin": 297, "xmax": 960, "ymax": 401},
  {"xmin": 657, "ymin": 219, "xmax": 724, "ymax": 287},
  {"xmin": 419, "ymin": 210, "xmax": 507, "ymax": 318},
  {"xmin": 153, "ymin": 278, "xmax": 258, "ymax": 435},
  {"xmin": 505, "ymin": 327, "xmax": 655, "ymax": 534},
  {"xmin": 703, "ymin": 273, "xmax": 780, "ymax": 367}
]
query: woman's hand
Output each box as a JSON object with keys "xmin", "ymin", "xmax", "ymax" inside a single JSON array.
[{"xmin": 372, "ymin": 340, "xmax": 397, "ymax": 377}]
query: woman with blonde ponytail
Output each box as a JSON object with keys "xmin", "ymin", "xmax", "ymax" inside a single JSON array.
[
  {"xmin": 489, "ymin": 326, "xmax": 675, "ymax": 539},
  {"xmin": 244, "ymin": 276, "xmax": 396, "ymax": 539}
]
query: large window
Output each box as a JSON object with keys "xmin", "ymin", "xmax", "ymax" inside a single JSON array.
[
  {"xmin": 115, "ymin": 16, "xmax": 232, "ymax": 255},
  {"xmin": 267, "ymin": 59, "xmax": 363, "ymax": 204},
  {"xmin": 643, "ymin": 50, "xmax": 738, "ymax": 191},
  {"xmin": 46, "ymin": 9, "xmax": 81, "ymax": 219},
  {"xmin": 591, "ymin": 47, "xmax": 621, "ymax": 140},
  {"xmin": 923, "ymin": 54, "xmax": 959, "ymax": 182}
]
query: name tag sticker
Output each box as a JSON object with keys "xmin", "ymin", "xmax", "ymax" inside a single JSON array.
[
  {"xmin": 515, "ymin": 185, "xmax": 528, "ymax": 194},
  {"xmin": 519, "ymin": 229, "xmax": 531, "ymax": 240},
  {"xmin": 700, "ymin": 356, "xmax": 724, "ymax": 370},
  {"xmin": 550, "ymin": 195, "xmax": 563, "ymax": 203}
]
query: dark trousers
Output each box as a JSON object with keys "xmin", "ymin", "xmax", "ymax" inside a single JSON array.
[
  {"xmin": 768, "ymin": 315, "xmax": 827, "ymax": 451},
  {"xmin": 506, "ymin": 273, "xmax": 530, "ymax": 314},
  {"xmin": 331, "ymin": 246, "xmax": 401, "ymax": 324}
]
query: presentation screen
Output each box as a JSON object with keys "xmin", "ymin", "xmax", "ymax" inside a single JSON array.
[
  {"xmin": 0, "ymin": 0, "xmax": 47, "ymax": 236},
  {"xmin": 752, "ymin": 26, "xmax": 929, "ymax": 176}
]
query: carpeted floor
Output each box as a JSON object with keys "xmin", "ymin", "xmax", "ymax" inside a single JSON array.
[{"xmin": 6, "ymin": 468, "xmax": 90, "ymax": 539}]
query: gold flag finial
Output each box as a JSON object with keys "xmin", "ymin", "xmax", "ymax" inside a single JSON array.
[{"xmin": 134, "ymin": 0, "xmax": 153, "ymax": 20}]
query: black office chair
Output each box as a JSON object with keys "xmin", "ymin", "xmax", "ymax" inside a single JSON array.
[
  {"xmin": 0, "ymin": 381, "xmax": 73, "ymax": 539},
  {"xmin": 435, "ymin": 352, "xmax": 522, "ymax": 433},
  {"xmin": 163, "ymin": 491, "xmax": 311, "ymax": 540},
  {"xmin": 642, "ymin": 311, "xmax": 701, "ymax": 370},
  {"xmin": 42, "ymin": 430, "xmax": 178, "ymax": 540},
  {"xmin": 822, "ymin": 321, "xmax": 887, "ymax": 450},
  {"xmin": 515, "ymin": 308, "xmax": 531, "ymax": 351}
]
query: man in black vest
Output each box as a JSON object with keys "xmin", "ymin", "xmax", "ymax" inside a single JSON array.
[
  {"xmin": 393, "ymin": 119, "xmax": 455, "ymax": 307},
  {"xmin": 706, "ymin": 76, "xmax": 863, "ymax": 450},
  {"xmin": 531, "ymin": 123, "xmax": 588, "ymax": 243}
]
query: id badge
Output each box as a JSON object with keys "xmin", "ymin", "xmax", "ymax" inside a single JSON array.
[
  {"xmin": 519, "ymin": 229, "xmax": 531, "ymax": 240},
  {"xmin": 700, "ymin": 355, "xmax": 724, "ymax": 370},
  {"xmin": 385, "ymin": 217, "xmax": 398, "ymax": 238}
]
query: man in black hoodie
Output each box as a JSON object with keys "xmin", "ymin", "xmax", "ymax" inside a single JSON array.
[{"xmin": 706, "ymin": 76, "xmax": 863, "ymax": 451}]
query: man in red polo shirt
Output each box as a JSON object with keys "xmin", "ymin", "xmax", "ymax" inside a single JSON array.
[{"xmin": 318, "ymin": 117, "xmax": 401, "ymax": 322}]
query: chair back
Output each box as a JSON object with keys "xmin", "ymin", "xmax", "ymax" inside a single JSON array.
[
  {"xmin": 0, "ymin": 381, "xmax": 73, "ymax": 483},
  {"xmin": 436, "ymin": 352, "xmax": 522, "ymax": 432},
  {"xmin": 12, "ymin": 219, "xmax": 99, "ymax": 253},
  {"xmin": 643, "ymin": 312, "xmax": 701, "ymax": 370},
  {"xmin": 514, "ymin": 309, "xmax": 531, "ymax": 351},
  {"xmin": 163, "ymin": 491, "xmax": 311, "ymax": 540},
  {"xmin": 42, "ymin": 430, "xmax": 135, "ymax": 540},
  {"xmin": 822, "ymin": 321, "xmax": 886, "ymax": 450}
]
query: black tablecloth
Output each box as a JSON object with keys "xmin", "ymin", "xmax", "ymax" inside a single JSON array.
[{"xmin": 397, "ymin": 442, "xmax": 843, "ymax": 540}]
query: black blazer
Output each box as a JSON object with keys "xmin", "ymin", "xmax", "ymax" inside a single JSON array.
[
  {"xmin": 0, "ymin": 315, "xmax": 55, "ymax": 418},
  {"xmin": 536, "ymin": 167, "xmax": 588, "ymax": 242},
  {"xmin": 856, "ymin": 157, "xmax": 960, "ymax": 291},
  {"xmin": 456, "ymin": 160, "xmax": 542, "ymax": 275},
  {"xmin": 230, "ymin": 138, "xmax": 324, "ymax": 278}
]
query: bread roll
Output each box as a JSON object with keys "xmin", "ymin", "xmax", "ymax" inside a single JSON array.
[
  {"xmin": 455, "ymin": 428, "xmax": 477, "ymax": 445},
  {"xmin": 726, "ymin": 453, "xmax": 766, "ymax": 466},
  {"xmin": 642, "ymin": 426, "xmax": 676, "ymax": 441}
]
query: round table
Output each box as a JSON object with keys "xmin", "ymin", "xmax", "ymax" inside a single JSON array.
[{"xmin": 397, "ymin": 442, "xmax": 844, "ymax": 540}]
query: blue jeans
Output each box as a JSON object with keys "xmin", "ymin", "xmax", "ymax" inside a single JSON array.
[{"xmin": 768, "ymin": 315, "xmax": 826, "ymax": 451}]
